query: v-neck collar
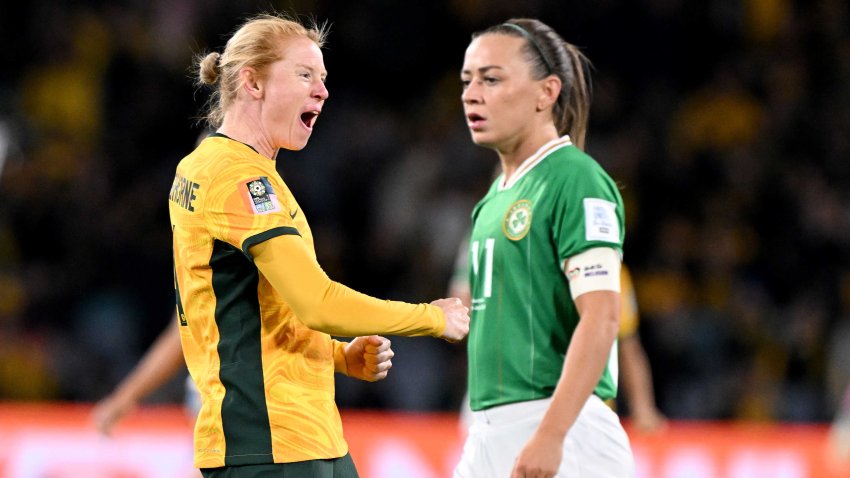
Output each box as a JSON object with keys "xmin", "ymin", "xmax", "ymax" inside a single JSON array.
[{"xmin": 498, "ymin": 135, "xmax": 573, "ymax": 191}]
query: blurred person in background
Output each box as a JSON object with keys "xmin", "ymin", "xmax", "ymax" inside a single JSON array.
[
  {"xmin": 828, "ymin": 383, "xmax": 850, "ymax": 463},
  {"xmin": 92, "ymin": 127, "xmax": 217, "ymax": 435},
  {"xmin": 616, "ymin": 265, "xmax": 666, "ymax": 434},
  {"xmin": 91, "ymin": 316, "xmax": 192, "ymax": 435},
  {"xmin": 454, "ymin": 18, "xmax": 633, "ymax": 478},
  {"xmin": 169, "ymin": 12, "xmax": 469, "ymax": 478}
]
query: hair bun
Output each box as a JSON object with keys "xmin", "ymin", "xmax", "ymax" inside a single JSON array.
[{"xmin": 199, "ymin": 52, "xmax": 221, "ymax": 85}]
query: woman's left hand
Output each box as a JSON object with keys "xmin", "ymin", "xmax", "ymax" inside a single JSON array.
[
  {"xmin": 511, "ymin": 430, "xmax": 564, "ymax": 478},
  {"xmin": 344, "ymin": 335, "xmax": 394, "ymax": 382}
]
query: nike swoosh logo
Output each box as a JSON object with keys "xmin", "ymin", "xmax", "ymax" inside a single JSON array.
[{"xmin": 289, "ymin": 209, "xmax": 298, "ymax": 219}]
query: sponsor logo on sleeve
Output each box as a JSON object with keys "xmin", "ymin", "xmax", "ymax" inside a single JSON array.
[
  {"xmin": 244, "ymin": 177, "xmax": 280, "ymax": 214},
  {"xmin": 583, "ymin": 198, "xmax": 620, "ymax": 243},
  {"xmin": 582, "ymin": 263, "xmax": 610, "ymax": 278}
]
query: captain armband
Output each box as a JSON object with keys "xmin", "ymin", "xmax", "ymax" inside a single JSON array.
[{"xmin": 564, "ymin": 247, "xmax": 622, "ymax": 300}]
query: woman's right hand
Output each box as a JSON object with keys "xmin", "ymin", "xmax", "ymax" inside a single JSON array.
[{"xmin": 431, "ymin": 298, "xmax": 470, "ymax": 342}]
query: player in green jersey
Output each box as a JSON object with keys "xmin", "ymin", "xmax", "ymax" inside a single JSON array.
[{"xmin": 454, "ymin": 18, "xmax": 635, "ymax": 478}]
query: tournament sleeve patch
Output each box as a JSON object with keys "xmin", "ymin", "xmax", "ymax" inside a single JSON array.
[
  {"xmin": 242, "ymin": 177, "xmax": 281, "ymax": 215},
  {"xmin": 583, "ymin": 198, "xmax": 620, "ymax": 243}
]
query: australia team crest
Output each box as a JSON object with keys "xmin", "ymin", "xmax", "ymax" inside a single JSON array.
[{"xmin": 503, "ymin": 199, "xmax": 532, "ymax": 241}]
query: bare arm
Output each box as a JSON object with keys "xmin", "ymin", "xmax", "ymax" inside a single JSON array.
[
  {"xmin": 512, "ymin": 290, "xmax": 620, "ymax": 478},
  {"xmin": 91, "ymin": 317, "xmax": 186, "ymax": 435},
  {"xmin": 619, "ymin": 333, "xmax": 666, "ymax": 433},
  {"xmin": 828, "ymin": 382, "xmax": 850, "ymax": 462}
]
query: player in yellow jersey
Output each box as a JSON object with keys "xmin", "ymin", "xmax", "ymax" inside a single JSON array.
[
  {"xmin": 171, "ymin": 13, "xmax": 469, "ymax": 478},
  {"xmin": 616, "ymin": 266, "xmax": 667, "ymax": 433}
]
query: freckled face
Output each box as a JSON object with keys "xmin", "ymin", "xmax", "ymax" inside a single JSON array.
[
  {"xmin": 261, "ymin": 36, "xmax": 329, "ymax": 151},
  {"xmin": 460, "ymin": 34, "xmax": 542, "ymax": 150}
]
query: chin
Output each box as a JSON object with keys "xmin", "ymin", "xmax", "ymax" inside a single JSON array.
[
  {"xmin": 469, "ymin": 131, "xmax": 497, "ymax": 148},
  {"xmin": 280, "ymin": 136, "xmax": 311, "ymax": 151}
]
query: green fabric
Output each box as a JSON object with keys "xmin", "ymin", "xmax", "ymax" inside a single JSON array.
[
  {"xmin": 467, "ymin": 140, "xmax": 625, "ymax": 411},
  {"xmin": 201, "ymin": 453, "xmax": 359, "ymax": 478}
]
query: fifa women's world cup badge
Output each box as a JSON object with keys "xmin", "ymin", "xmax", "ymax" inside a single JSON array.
[
  {"xmin": 243, "ymin": 176, "xmax": 281, "ymax": 214},
  {"xmin": 503, "ymin": 199, "xmax": 533, "ymax": 241}
]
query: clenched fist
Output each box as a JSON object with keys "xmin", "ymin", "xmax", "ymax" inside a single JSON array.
[
  {"xmin": 431, "ymin": 297, "xmax": 470, "ymax": 342},
  {"xmin": 343, "ymin": 335, "xmax": 394, "ymax": 382}
]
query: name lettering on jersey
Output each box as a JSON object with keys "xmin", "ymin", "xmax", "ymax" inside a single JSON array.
[
  {"xmin": 243, "ymin": 177, "xmax": 280, "ymax": 215},
  {"xmin": 169, "ymin": 173, "xmax": 200, "ymax": 212},
  {"xmin": 502, "ymin": 200, "xmax": 533, "ymax": 241},
  {"xmin": 583, "ymin": 198, "xmax": 620, "ymax": 243}
]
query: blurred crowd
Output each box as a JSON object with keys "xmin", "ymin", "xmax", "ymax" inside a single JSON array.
[{"xmin": 0, "ymin": 0, "xmax": 848, "ymax": 423}]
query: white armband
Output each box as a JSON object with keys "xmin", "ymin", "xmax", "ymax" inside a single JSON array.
[{"xmin": 564, "ymin": 247, "xmax": 622, "ymax": 300}]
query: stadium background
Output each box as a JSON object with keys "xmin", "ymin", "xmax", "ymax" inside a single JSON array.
[{"xmin": 0, "ymin": 0, "xmax": 848, "ymax": 476}]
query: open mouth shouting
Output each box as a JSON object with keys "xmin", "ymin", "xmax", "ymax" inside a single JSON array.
[{"xmin": 300, "ymin": 110, "xmax": 320, "ymax": 130}]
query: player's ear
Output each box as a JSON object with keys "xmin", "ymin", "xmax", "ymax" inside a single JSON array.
[
  {"xmin": 240, "ymin": 67, "xmax": 263, "ymax": 100},
  {"xmin": 536, "ymin": 75, "xmax": 561, "ymax": 112}
]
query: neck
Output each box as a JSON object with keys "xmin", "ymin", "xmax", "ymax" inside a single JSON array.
[
  {"xmin": 218, "ymin": 107, "xmax": 277, "ymax": 160},
  {"xmin": 497, "ymin": 123, "xmax": 560, "ymax": 183}
]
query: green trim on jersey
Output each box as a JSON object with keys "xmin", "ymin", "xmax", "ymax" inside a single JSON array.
[
  {"xmin": 467, "ymin": 141, "xmax": 624, "ymax": 411},
  {"xmin": 173, "ymin": 262, "xmax": 188, "ymax": 326},
  {"xmin": 201, "ymin": 453, "xmax": 359, "ymax": 478},
  {"xmin": 208, "ymin": 132, "xmax": 262, "ymax": 156},
  {"xmin": 241, "ymin": 226, "xmax": 301, "ymax": 259},
  {"xmin": 210, "ymin": 240, "xmax": 274, "ymax": 465}
]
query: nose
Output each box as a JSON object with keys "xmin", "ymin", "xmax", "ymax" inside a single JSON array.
[
  {"xmin": 313, "ymin": 80, "xmax": 329, "ymax": 101},
  {"xmin": 461, "ymin": 81, "xmax": 480, "ymax": 105}
]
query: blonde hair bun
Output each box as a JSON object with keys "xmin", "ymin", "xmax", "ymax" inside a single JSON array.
[{"xmin": 199, "ymin": 52, "xmax": 221, "ymax": 85}]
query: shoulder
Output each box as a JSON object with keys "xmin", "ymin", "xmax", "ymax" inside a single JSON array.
[
  {"xmin": 544, "ymin": 147, "xmax": 621, "ymax": 198},
  {"xmin": 543, "ymin": 145, "xmax": 610, "ymax": 181},
  {"xmin": 180, "ymin": 138, "xmax": 236, "ymax": 176},
  {"xmin": 185, "ymin": 138, "xmax": 276, "ymax": 184}
]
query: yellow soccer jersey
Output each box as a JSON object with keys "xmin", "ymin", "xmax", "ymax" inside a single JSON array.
[
  {"xmin": 619, "ymin": 265, "xmax": 639, "ymax": 339},
  {"xmin": 169, "ymin": 134, "xmax": 444, "ymax": 468}
]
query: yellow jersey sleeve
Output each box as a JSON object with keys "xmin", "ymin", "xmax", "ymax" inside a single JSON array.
[
  {"xmin": 332, "ymin": 339, "xmax": 348, "ymax": 375},
  {"xmin": 204, "ymin": 161, "xmax": 299, "ymax": 255},
  {"xmin": 619, "ymin": 265, "xmax": 639, "ymax": 338},
  {"xmin": 252, "ymin": 235, "xmax": 446, "ymax": 338}
]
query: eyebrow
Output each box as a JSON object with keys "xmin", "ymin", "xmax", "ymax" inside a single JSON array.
[
  {"xmin": 295, "ymin": 63, "xmax": 328, "ymax": 78},
  {"xmin": 460, "ymin": 65, "xmax": 504, "ymax": 76}
]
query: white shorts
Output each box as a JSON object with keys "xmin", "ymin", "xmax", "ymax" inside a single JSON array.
[{"xmin": 454, "ymin": 395, "xmax": 634, "ymax": 478}]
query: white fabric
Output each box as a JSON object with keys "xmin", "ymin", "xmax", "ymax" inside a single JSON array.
[
  {"xmin": 454, "ymin": 395, "xmax": 634, "ymax": 478},
  {"xmin": 565, "ymin": 247, "xmax": 622, "ymax": 300}
]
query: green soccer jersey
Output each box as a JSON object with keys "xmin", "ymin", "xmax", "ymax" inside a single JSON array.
[{"xmin": 467, "ymin": 136, "xmax": 625, "ymax": 411}]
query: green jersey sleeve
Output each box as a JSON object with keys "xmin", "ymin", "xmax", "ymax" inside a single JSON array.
[{"xmin": 550, "ymin": 154, "xmax": 625, "ymax": 262}]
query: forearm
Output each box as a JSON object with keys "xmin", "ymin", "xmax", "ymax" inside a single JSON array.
[
  {"xmin": 538, "ymin": 316, "xmax": 618, "ymax": 439},
  {"xmin": 619, "ymin": 336, "xmax": 658, "ymax": 414},
  {"xmin": 252, "ymin": 235, "xmax": 445, "ymax": 338},
  {"xmin": 108, "ymin": 320, "xmax": 186, "ymax": 405}
]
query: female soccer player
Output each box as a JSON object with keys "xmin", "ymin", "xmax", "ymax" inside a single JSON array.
[
  {"xmin": 455, "ymin": 18, "xmax": 635, "ymax": 478},
  {"xmin": 170, "ymin": 13, "xmax": 469, "ymax": 478}
]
